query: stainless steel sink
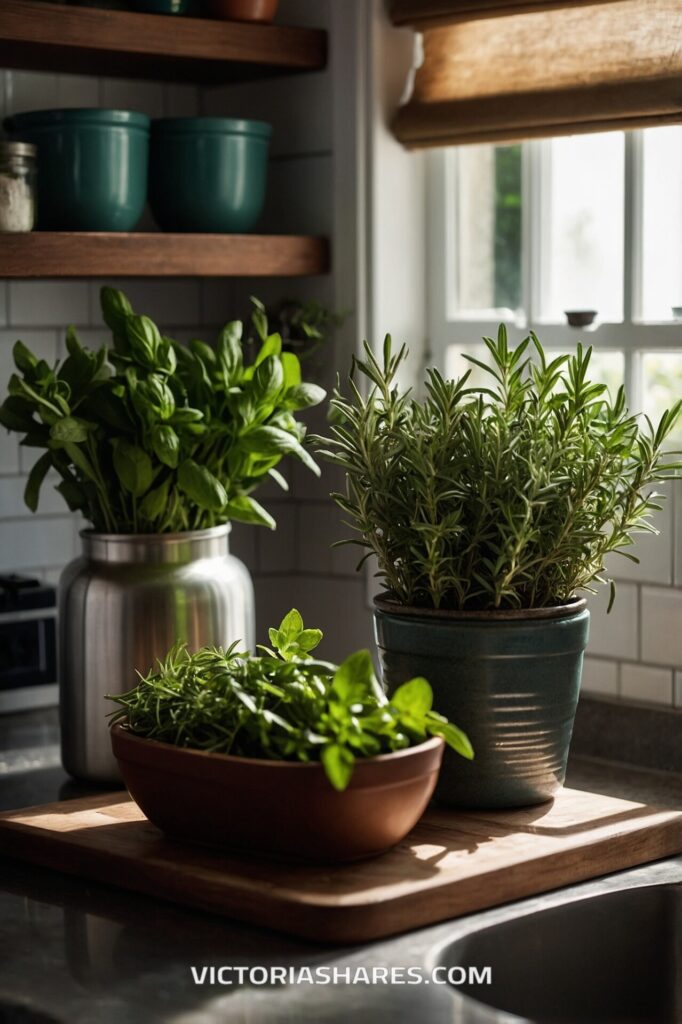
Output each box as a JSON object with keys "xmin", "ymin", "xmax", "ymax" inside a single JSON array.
[{"xmin": 433, "ymin": 883, "xmax": 682, "ymax": 1023}]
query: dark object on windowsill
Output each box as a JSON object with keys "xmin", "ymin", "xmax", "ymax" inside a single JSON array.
[
  {"xmin": 565, "ymin": 310, "xmax": 597, "ymax": 328},
  {"xmin": 671, "ymin": 305, "xmax": 682, "ymax": 320}
]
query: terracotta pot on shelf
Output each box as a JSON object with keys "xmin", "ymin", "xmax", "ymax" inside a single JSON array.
[{"xmin": 204, "ymin": 0, "xmax": 279, "ymax": 22}]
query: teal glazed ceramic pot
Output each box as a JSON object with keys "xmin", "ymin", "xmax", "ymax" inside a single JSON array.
[
  {"xmin": 374, "ymin": 596, "xmax": 590, "ymax": 810},
  {"xmin": 4, "ymin": 109, "xmax": 150, "ymax": 231},
  {"xmin": 149, "ymin": 117, "xmax": 272, "ymax": 233}
]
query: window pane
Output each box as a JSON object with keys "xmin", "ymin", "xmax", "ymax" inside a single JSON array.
[
  {"xmin": 641, "ymin": 353, "xmax": 682, "ymax": 447},
  {"xmin": 541, "ymin": 132, "xmax": 625, "ymax": 323},
  {"xmin": 640, "ymin": 127, "xmax": 682, "ymax": 322},
  {"xmin": 454, "ymin": 144, "xmax": 522, "ymax": 316}
]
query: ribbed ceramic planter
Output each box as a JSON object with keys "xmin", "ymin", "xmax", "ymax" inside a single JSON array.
[
  {"xmin": 374, "ymin": 596, "xmax": 590, "ymax": 810},
  {"xmin": 59, "ymin": 526, "xmax": 254, "ymax": 784}
]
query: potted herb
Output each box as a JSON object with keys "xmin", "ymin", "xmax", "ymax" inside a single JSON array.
[
  {"xmin": 108, "ymin": 609, "xmax": 473, "ymax": 861},
  {"xmin": 0, "ymin": 287, "xmax": 324, "ymax": 782},
  {"xmin": 317, "ymin": 328, "xmax": 681, "ymax": 809}
]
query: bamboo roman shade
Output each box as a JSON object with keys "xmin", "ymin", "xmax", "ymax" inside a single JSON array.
[{"xmin": 391, "ymin": 0, "xmax": 682, "ymax": 148}]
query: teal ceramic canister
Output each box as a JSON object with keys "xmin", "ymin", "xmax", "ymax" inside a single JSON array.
[
  {"xmin": 149, "ymin": 117, "xmax": 272, "ymax": 233},
  {"xmin": 4, "ymin": 109, "xmax": 150, "ymax": 231},
  {"xmin": 374, "ymin": 596, "xmax": 590, "ymax": 810}
]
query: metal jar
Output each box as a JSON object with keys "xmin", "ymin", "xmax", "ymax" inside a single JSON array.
[
  {"xmin": 59, "ymin": 526, "xmax": 254, "ymax": 783},
  {"xmin": 374, "ymin": 596, "xmax": 590, "ymax": 810}
]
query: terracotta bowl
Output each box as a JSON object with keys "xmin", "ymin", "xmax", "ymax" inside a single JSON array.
[
  {"xmin": 110, "ymin": 723, "xmax": 444, "ymax": 862},
  {"xmin": 203, "ymin": 0, "xmax": 279, "ymax": 22}
]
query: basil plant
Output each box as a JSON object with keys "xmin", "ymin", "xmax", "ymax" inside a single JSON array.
[{"xmin": 0, "ymin": 288, "xmax": 325, "ymax": 534}]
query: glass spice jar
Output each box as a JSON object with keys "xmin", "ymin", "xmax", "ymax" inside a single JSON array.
[{"xmin": 0, "ymin": 141, "xmax": 37, "ymax": 233}]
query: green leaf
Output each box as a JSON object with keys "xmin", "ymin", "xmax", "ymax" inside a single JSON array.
[
  {"xmin": 224, "ymin": 494, "xmax": 275, "ymax": 529},
  {"xmin": 139, "ymin": 476, "xmax": 171, "ymax": 522},
  {"xmin": 281, "ymin": 352, "xmax": 302, "ymax": 388},
  {"xmin": 50, "ymin": 416, "xmax": 90, "ymax": 444},
  {"xmin": 0, "ymin": 396, "xmax": 35, "ymax": 432},
  {"xmin": 285, "ymin": 382, "xmax": 326, "ymax": 410},
  {"xmin": 111, "ymin": 439, "xmax": 153, "ymax": 497},
  {"xmin": 297, "ymin": 628, "xmax": 323, "ymax": 653},
  {"xmin": 254, "ymin": 355, "xmax": 284, "ymax": 399},
  {"xmin": 24, "ymin": 452, "xmax": 52, "ymax": 512},
  {"xmin": 126, "ymin": 315, "xmax": 161, "ymax": 367},
  {"xmin": 279, "ymin": 608, "xmax": 304, "ymax": 640},
  {"xmin": 240, "ymin": 425, "xmax": 300, "ymax": 457},
  {"xmin": 56, "ymin": 478, "xmax": 86, "ymax": 512},
  {"xmin": 321, "ymin": 744, "xmax": 355, "ymax": 791},
  {"xmin": 254, "ymin": 333, "xmax": 282, "ymax": 368},
  {"xmin": 13, "ymin": 340, "xmax": 38, "ymax": 375},
  {"xmin": 100, "ymin": 286, "xmax": 133, "ymax": 335},
  {"xmin": 430, "ymin": 720, "xmax": 474, "ymax": 760},
  {"xmin": 332, "ymin": 650, "xmax": 377, "ymax": 704},
  {"xmin": 391, "ymin": 677, "xmax": 433, "ymax": 717},
  {"xmin": 177, "ymin": 459, "xmax": 227, "ymax": 511},
  {"xmin": 151, "ymin": 424, "xmax": 180, "ymax": 468},
  {"xmin": 217, "ymin": 321, "xmax": 243, "ymax": 386}
]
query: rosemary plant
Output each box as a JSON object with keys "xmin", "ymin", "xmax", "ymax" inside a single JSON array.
[
  {"xmin": 316, "ymin": 328, "xmax": 682, "ymax": 611},
  {"xmin": 107, "ymin": 609, "xmax": 473, "ymax": 790}
]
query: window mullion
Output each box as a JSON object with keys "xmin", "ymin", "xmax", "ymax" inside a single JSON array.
[{"xmin": 525, "ymin": 138, "xmax": 551, "ymax": 330}]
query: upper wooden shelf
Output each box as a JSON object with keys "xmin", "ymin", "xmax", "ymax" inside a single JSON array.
[
  {"xmin": 0, "ymin": 1, "xmax": 327, "ymax": 84},
  {"xmin": 0, "ymin": 233, "xmax": 330, "ymax": 278}
]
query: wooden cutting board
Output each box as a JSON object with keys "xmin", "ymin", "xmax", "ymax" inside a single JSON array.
[{"xmin": 0, "ymin": 788, "xmax": 680, "ymax": 944}]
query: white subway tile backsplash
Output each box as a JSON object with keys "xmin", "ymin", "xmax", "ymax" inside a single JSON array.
[
  {"xmin": 9, "ymin": 282, "xmax": 89, "ymax": 327},
  {"xmin": 206, "ymin": 72, "xmax": 332, "ymax": 158},
  {"xmin": 620, "ymin": 663, "xmax": 673, "ymax": 706},
  {"xmin": 605, "ymin": 484, "xmax": 673, "ymax": 585},
  {"xmin": 258, "ymin": 503, "xmax": 297, "ymax": 573},
  {"xmin": 580, "ymin": 657, "xmax": 618, "ymax": 697},
  {"xmin": 56, "ymin": 74, "xmax": 99, "ymax": 108},
  {"xmin": 91, "ymin": 279, "xmax": 202, "ymax": 328},
  {"xmin": 585, "ymin": 583, "xmax": 638, "ymax": 661},
  {"xmin": 0, "ymin": 434, "xmax": 19, "ymax": 475},
  {"xmin": 100, "ymin": 78, "xmax": 164, "ymax": 118},
  {"xmin": 261, "ymin": 154, "xmax": 333, "ymax": 235},
  {"xmin": 0, "ymin": 517, "xmax": 77, "ymax": 573},
  {"xmin": 163, "ymin": 84, "xmax": 201, "ymax": 118},
  {"xmin": 641, "ymin": 586, "xmax": 682, "ymax": 667},
  {"xmin": 0, "ymin": 473, "xmax": 66, "ymax": 518},
  {"xmin": 6, "ymin": 71, "xmax": 58, "ymax": 114}
]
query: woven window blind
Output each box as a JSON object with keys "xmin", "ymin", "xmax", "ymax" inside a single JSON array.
[{"xmin": 391, "ymin": 0, "xmax": 682, "ymax": 148}]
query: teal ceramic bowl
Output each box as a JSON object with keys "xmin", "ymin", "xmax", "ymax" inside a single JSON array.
[
  {"xmin": 149, "ymin": 117, "xmax": 272, "ymax": 233},
  {"xmin": 4, "ymin": 108, "xmax": 150, "ymax": 231}
]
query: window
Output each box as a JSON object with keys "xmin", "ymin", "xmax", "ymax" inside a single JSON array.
[{"xmin": 427, "ymin": 128, "xmax": 682, "ymax": 443}]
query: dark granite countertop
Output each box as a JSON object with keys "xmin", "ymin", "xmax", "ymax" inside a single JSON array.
[{"xmin": 0, "ymin": 709, "xmax": 681, "ymax": 1024}]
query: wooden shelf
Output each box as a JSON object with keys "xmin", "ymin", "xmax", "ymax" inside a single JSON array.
[
  {"xmin": 0, "ymin": 233, "xmax": 330, "ymax": 278},
  {"xmin": 0, "ymin": 1, "xmax": 327, "ymax": 84}
]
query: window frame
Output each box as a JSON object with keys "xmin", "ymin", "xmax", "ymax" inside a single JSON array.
[{"xmin": 426, "ymin": 130, "xmax": 682, "ymax": 412}]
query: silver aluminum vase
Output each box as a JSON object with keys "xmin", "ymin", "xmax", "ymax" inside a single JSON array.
[{"xmin": 59, "ymin": 525, "xmax": 254, "ymax": 783}]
